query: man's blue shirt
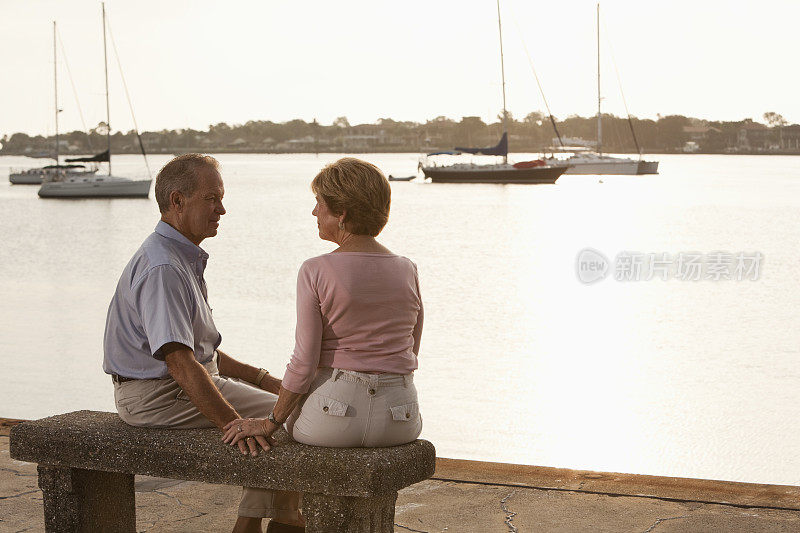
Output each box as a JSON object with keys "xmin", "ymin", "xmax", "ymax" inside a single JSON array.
[{"xmin": 103, "ymin": 220, "xmax": 221, "ymax": 378}]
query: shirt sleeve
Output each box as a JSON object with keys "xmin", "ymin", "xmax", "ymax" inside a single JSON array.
[
  {"xmin": 411, "ymin": 262, "xmax": 424, "ymax": 356},
  {"xmin": 132, "ymin": 264, "xmax": 195, "ymax": 360},
  {"xmin": 282, "ymin": 261, "xmax": 323, "ymax": 394}
]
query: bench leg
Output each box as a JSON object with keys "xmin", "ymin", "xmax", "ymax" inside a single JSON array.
[
  {"xmin": 303, "ymin": 491, "xmax": 397, "ymax": 533},
  {"xmin": 38, "ymin": 465, "xmax": 135, "ymax": 533}
]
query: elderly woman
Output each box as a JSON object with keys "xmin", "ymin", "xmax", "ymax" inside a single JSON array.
[{"xmin": 224, "ymin": 158, "xmax": 423, "ymax": 529}]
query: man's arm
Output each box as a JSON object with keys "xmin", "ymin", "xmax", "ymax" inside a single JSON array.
[
  {"xmin": 163, "ymin": 343, "xmax": 240, "ymax": 430},
  {"xmin": 216, "ymin": 349, "xmax": 281, "ymax": 395}
]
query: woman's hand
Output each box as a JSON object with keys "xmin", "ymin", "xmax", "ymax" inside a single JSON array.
[{"xmin": 222, "ymin": 418, "xmax": 273, "ymax": 456}]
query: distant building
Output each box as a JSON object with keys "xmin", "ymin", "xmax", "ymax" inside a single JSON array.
[
  {"xmin": 277, "ymin": 136, "xmax": 317, "ymax": 151},
  {"xmin": 683, "ymin": 141, "xmax": 700, "ymax": 153},
  {"xmin": 778, "ymin": 124, "xmax": 800, "ymax": 151},
  {"xmin": 228, "ymin": 138, "xmax": 248, "ymax": 148},
  {"xmin": 736, "ymin": 122, "xmax": 771, "ymax": 151},
  {"xmin": 552, "ymin": 136, "xmax": 596, "ymax": 148},
  {"xmin": 682, "ymin": 124, "xmax": 720, "ymax": 145},
  {"xmin": 340, "ymin": 134, "xmax": 380, "ymax": 150}
]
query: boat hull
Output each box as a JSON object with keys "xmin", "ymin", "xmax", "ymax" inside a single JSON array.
[
  {"xmin": 9, "ymin": 173, "xmax": 44, "ymax": 184},
  {"xmin": 422, "ymin": 165, "xmax": 566, "ymax": 184},
  {"xmin": 9, "ymin": 169, "xmax": 98, "ymax": 185},
  {"xmin": 563, "ymin": 160, "xmax": 640, "ymax": 175},
  {"xmin": 38, "ymin": 179, "xmax": 152, "ymax": 198},
  {"xmin": 637, "ymin": 161, "xmax": 659, "ymax": 174},
  {"xmin": 558, "ymin": 156, "xmax": 659, "ymax": 175}
]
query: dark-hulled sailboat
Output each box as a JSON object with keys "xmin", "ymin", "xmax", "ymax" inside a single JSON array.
[
  {"xmin": 420, "ymin": 1, "xmax": 569, "ymax": 185},
  {"xmin": 422, "ymin": 133, "xmax": 567, "ymax": 184}
]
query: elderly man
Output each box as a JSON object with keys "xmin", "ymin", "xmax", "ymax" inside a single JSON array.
[{"xmin": 103, "ymin": 154, "xmax": 303, "ymax": 533}]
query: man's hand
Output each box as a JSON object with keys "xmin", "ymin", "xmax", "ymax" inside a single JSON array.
[
  {"xmin": 162, "ymin": 344, "xmax": 253, "ymax": 456},
  {"xmin": 222, "ymin": 418, "xmax": 275, "ymax": 456},
  {"xmin": 217, "ymin": 349, "xmax": 281, "ymax": 394},
  {"xmin": 259, "ymin": 374, "xmax": 282, "ymax": 395}
]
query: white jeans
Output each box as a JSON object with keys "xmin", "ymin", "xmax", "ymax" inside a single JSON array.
[{"xmin": 287, "ymin": 367, "xmax": 422, "ymax": 447}]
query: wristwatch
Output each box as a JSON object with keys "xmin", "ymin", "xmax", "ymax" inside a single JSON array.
[{"xmin": 267, "ymin": 412, "xmax": 282, "ymax": 428}]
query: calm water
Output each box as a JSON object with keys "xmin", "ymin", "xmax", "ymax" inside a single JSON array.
[{"xmin": 1, "ymin": 153, "xmax": 799, "ymax": 485}]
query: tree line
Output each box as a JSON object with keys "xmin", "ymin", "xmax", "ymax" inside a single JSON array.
[{"xmin": 0, "ymin": 111, "xmax": 793, "ymax": 155}]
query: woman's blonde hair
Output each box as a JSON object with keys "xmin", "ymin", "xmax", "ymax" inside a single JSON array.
[{"xmin": 311, "ymin": 158, "xmax": 391, "ymax": 236}]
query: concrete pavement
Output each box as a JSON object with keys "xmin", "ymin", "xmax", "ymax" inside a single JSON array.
[{"xmin": 2, "ymin": 424, "xmax": 799, "ymax": 532}]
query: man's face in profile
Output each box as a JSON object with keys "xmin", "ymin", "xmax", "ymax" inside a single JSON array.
[{"xmin": 179, "ymin": 166, "xmax": 226, "ymax": 245}]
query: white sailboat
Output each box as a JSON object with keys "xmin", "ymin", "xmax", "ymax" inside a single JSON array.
[
  {"xmin": 9, "ymin": 164, "xmax": 98, "ymax": 185},
  {"xmin": 560, "ymin": 152, "xmax": 644, "ymax": 175},
  {"xmin": 9, "ymin": 22, "xmax": 98, "ymax": 185},
  {"xmin": 560, "ymin": 4, "xmax": 658, "ymax": 175},
  {"xmin": 39, "ymin": 3, "xmax": 151, "ymax": 199}
]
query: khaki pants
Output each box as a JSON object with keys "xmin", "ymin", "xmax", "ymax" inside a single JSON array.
[
  {"xmin": 287, "ymin": 368, "xmax": 422, "ymax": 447},
  {"xmin": 113, "ymin": 356, "xmax": 297, "ymax": 518}
]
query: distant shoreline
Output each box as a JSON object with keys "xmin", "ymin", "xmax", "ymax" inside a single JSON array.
[{"xmin": 3, "ymin": 149, "xmax": 800, "ymax": 157}]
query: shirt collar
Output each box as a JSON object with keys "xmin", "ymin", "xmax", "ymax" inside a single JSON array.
[{"xmin": 154, "ymin": 220, "xmax": 209, "ymax": 263}]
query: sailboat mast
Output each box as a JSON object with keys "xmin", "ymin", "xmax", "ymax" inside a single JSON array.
[
  {"xmin": 496, "ymin": 0, "xmax": 508, "ymax": 164},
  {"xmin": 102, "ymin": 2, "xmax": 111, "ymax": 175},
  {"xmin": 53, "ymin": 21, "xmax": 59, "ymax": 166},
  {"xmin": 596, "ymin": 3, "xmax": 602, "ymax": 156}
]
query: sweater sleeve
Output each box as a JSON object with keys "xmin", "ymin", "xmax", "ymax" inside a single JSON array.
[
  {"xmin": 411, "ymin": 262, "xmax": 424, "ymax": 356},
  {"xmin": 282, "ymin": 261, "xmax": 323, "ymax": 394}
]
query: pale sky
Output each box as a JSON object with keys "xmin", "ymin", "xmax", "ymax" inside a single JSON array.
[{"xmin": 2, "ymin": 0, "xmax": 799, "ymax": 136}]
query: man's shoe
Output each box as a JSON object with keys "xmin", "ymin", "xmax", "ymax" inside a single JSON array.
[{"xmin": 265, "ymin": 520, "xmax": 305, "ymax": 533}]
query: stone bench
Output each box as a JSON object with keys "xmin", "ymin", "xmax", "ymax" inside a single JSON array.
[{"xmin": 10, "ymin": 410, "xmax": 436, "ymax": 532}]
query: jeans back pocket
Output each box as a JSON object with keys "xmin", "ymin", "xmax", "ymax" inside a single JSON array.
[
  {"xmin": 314, "ymin": 394, "xmax": 349, "ymax": 417},
  {"xmin": 389, "ymin": 401, "xmax": 419, "ymax": 421}
]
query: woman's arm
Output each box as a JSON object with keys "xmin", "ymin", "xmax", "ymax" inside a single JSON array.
[
  {"xmin": 412, "ymin": 302, "xmax": 423, "ymax": 356},
  {"xmin": 261, "ymin": 384, "xmax": 305, "ymax": 433},
  {"xmin": 271, "ymin": 386, "xmax": 304, "ymax": 424},
  {"xmin": 281, "ymin": 261, "xmax": 324, "ymax": 394},
  {"xmin": 412, "ymin": 264, "xmax": 424, "ymax": 356},
  {"xmin": 221, "ymin": 262, "xmax": 324, "ymax": 453}
]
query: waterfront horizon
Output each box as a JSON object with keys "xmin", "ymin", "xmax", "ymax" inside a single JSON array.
[{"xmin": 2, "ymin": 152, "xmax": 799, "ymax": 487}]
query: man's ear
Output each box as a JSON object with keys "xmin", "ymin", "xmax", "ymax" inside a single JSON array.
[
  {"xmin": 338, "ymin": 209, "xmax": 347, "ymax": 224},
  {"xmin": 169, "ymin": 190, "xmax": 183, "ymax": 213}
]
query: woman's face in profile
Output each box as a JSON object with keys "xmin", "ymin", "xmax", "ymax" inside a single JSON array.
[{"xmin": 312, "ymin": 195, "xmax": 340, "ymax": 243}]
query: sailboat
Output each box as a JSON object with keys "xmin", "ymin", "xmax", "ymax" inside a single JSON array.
[
  {"xmin": 39, "ymin": 3, "xmax": 151, "ymax": 198},
  {"xmin": 559, "ymin": 4, "xmax": 658, "ymax": 175},
  {"xmin": 9, "ymin": 22, "xmax": 98, "ymax": 185},
  {"xmin": 420, "ymin": 1, "xmax": 568, "ymax": 184},
  {"xmin": 9, "ymin": 163, "xmax": 97, "ymax": 185}
]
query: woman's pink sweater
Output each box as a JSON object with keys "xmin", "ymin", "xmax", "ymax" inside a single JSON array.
[{"xmin": 282, "ymin": 252, "xmax": 423, "ymax": 394}]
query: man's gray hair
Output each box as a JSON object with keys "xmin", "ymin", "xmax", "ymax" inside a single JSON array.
[{"xmin": 154, "ymin": 154, "xmax": 220, "ymax": 213}]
